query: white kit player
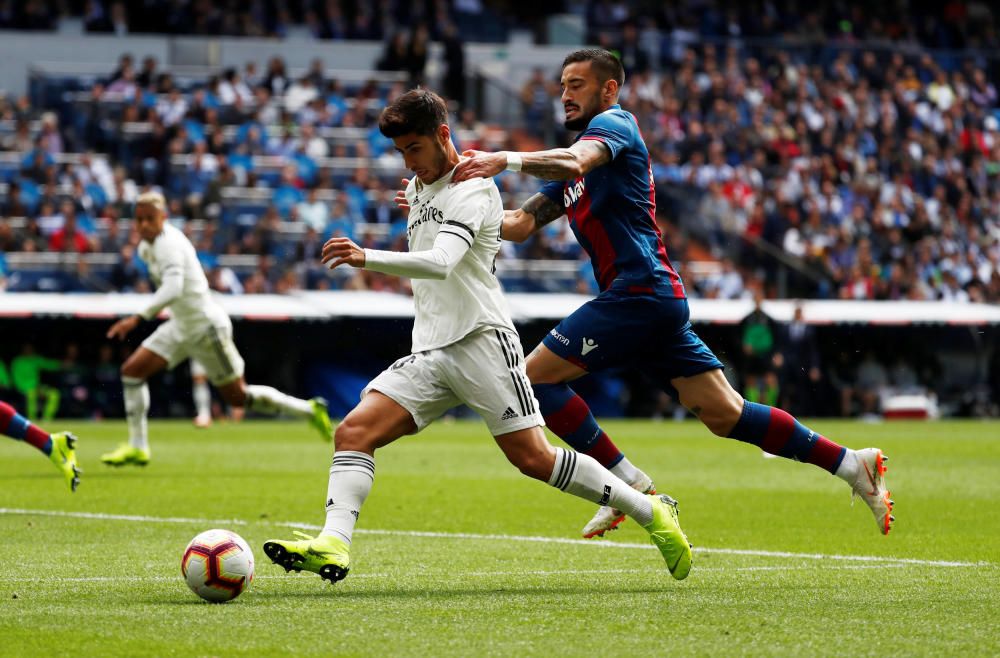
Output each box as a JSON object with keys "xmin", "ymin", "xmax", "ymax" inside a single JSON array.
[
  {"xmin": 263, "ymin": 89, "xmax": 693, "ymax": 584},
  {"xmin": 102, "ymin": 191, "xmax": 333, "ymax": 466}
]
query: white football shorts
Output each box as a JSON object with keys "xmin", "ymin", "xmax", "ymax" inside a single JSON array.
[
  {"xmin": 142, "ymin": 319, "xmax": 245, "ymax": 387},
  {"xmin": 364, "ymin": 327, "xmax": 544, "ymax": 436}
]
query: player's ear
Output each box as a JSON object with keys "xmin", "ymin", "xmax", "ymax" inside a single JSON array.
[
  {"xmin": 604, "ymin": 79, "xmax": 619, "ymax": 103},
  {"xmin": 437, "ymin": 123, "xmax": 451, "ymax": 147}
]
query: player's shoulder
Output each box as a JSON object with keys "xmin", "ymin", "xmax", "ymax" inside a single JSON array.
[
  {"xmin": 589, "ymin": 106, "xmax": 637, "ymax": 131},
  {"xmin": 447, "ymin": 173, "xmax": 499, "ymax": 203},
  {"xmin": 155, "ymin": 223, "xmax": 189, "ymax": 251}
]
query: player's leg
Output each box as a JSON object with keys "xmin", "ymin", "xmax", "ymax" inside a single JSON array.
[
  {"xmin": 0, "ymin": 399, "xmax": 81, "ymax": 491},
  {"xmin": 41, "ymin": 385, "xmax": 60, "ymax": 421},
  {"xmin": 672, "ymin": 366, "xmax": 894, "ymax": 534},
  {"xmin": 193, "ymin": 323, "xmax": 333, "ymax": 441},
  {"xmin": 104, "ymin": 320, "xmax": 181, "ymax": 466},
  {"xmin": 493, "ymin": 425, "xmax": 691, "ymax": 579},
  {"xmin": 526, "ymin": 296, "xmax": 658, "ymax": 537},
  {"xmin": 263, "ymin": 352, "xmax": 450, "ymax": 584},
  {"xmin": 455, "ymin": 328, "xmax": 690, "ymax": 579},
  {"xmin": 190, "ymin": 359, "xmax": 212, "ymax": 428}
]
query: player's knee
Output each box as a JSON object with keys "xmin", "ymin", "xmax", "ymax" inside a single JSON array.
[
  {"xmin": 120, "ymin": 363, "xmax": 143, "ymax": 380},
  {"xmin": 505, "ymin": 444, "xmax": 554, "ymax": 481},
  {"xmin": 333, "ymin": 417, "xmax": 376, "ymax": 453},
  {"xmin": 222, "ymin": 386, "xmax": 247, "ymax": 407},
  {"xmin": 702, "ymin": 398, "xmax": 745, "ymax": 437}
]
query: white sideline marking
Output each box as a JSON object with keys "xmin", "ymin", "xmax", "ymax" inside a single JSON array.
[
  {"xmin": 0, "ymin": 507, "xmax": 246, "ymax": 526},
  {"xmin": 2, "ymin": 507, "xmax": 991, "ymax": 569},
  {"xmin": 0, "ymin": 564, "xmax": 918, "ymax": 585}
]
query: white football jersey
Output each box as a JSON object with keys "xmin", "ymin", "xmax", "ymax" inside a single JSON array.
[
  {"xmin": 402, "ymin": 167, "xmax": 515, "ymax": 352},
  {"xmin": 138, "ymin": 223, "xmax": 228, "ymax": 331}
]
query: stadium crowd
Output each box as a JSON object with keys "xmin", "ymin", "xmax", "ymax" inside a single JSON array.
[{"xmin": 0, "ymin": 1, "xmax": 998, "ymax": 303}]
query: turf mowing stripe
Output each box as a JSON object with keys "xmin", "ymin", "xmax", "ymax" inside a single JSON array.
[{"xmin": 2, "ymin": 507, "xmax": 991, "ymax": 569}]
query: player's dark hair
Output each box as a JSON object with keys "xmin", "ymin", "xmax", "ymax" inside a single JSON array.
[
  {"xmin": 378, "ymin": 89, "xmax": 448, "ymax": 138},
  {"xmin": 562, "ymin": 48, "xmax": 625, "ymax": 88}
]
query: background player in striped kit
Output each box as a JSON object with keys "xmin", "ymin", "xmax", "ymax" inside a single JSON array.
[{"xmin": 452, "ymin": 49, "xmax": 894, "ymax": 537}]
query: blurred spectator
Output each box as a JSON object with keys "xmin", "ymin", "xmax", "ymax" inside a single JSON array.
[
  {"xmin": 11, "ymin": 344, "xmax": 61, "ymax": 421},
  {"xmin": 775, "ymin": 302, "xmax": 822, "ymax": 415},
  {"xmin": 740, "ymin": 291, "xmax": 779, "ymax": 406},
  {"xmin": 295, "ymin": 187, "xmax": 329, "ymax": 233},
  {"xmin": 853, "ymin": 351, "xmax": 889, "ymax": 417}
]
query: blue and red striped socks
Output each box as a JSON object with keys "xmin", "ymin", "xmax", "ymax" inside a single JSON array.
[
  {"xmin": 534, "ymin": 383, "xmax": 627, "ymax": 468},
  {"xmin": 0, "ymin": 400, "xmax": 53, "ymax": 455},
  {"xmin": 727, "ymin": 400, "xmax": 846, "ymax": 473}
]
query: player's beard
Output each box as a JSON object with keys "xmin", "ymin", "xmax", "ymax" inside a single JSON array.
[
  {"xmin": 563, "ymin": 102, "xmax": 594, "ymax": 131},
  {"xmin": 564, "ymin": 114, "xmax": 589, "ymax": 131}
]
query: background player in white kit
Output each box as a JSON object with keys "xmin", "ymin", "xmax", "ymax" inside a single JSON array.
[
  {"xmin": 263, "ymin": 89, "xmax": 692, "ymax": 584},
  {"xmin": 102, "ymin": 192, "xmax": 333, "ymax": 466},
  {"xmin": 190, "ymin": 358, "xmax": 244, "ymax": 428}
]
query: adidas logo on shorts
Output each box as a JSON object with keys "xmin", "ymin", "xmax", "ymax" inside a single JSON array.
[{"xmin": 500, "ymin": 406, "xmax": 518, "ymax": 421}]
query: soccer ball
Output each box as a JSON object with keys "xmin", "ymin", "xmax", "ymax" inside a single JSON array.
[{"xmin": 181, "ymin": 529, "xmax": 255, "ymax": 603}]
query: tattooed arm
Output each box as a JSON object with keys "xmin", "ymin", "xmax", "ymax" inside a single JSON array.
[
  {"xmin": 453, "ymin": 140, "xmax": 612, "ymax": 183},
  {"xmin": 502, "ymin": 193, "xmax": 565, "ymax": 243}
]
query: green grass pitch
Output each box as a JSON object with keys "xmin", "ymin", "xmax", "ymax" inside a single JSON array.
[{"xmin": 1, "ymin": 418, "xmax": 998, "ymax": 657}]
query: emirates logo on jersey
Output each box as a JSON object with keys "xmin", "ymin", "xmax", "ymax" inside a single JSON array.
[
  {"xmin": 563, "ymin": 178, "xmax": 586, "ymax": 207},
  {"xmin": 408, "ymin": 204, "xmax": 445, "ymax": 236}
]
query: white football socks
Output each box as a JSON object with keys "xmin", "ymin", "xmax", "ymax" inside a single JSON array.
[
  {"xmin": 321, "ymin": 451, "xmax": 376, "ymax": 545},
  {"xmin": 192, "ymin": 379, "xmax": 211, "ymax": 419},
  {"xmin": 245, "ymin": 385, "xmax": 313, "ymax": 418},
  {"xmin": 835, "ymin": 449, "xmax": 860, "ymax": 483},
  {"xmin": 122, "ymin": 376, "xmax": 149, "ymax": 451},
  {"xmin": 548, "ymin": 447, "xmax": 653, "ymax": 526},
  {"xmin": 609, "ymin": 455, "xmax": 643, "ymax": 486}
]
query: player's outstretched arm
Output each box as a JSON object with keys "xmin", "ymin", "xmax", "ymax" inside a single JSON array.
[
  {"xmin": 453, "ymin": 141, "xmax": 611, "ymax": 183},
  {"xmin": 107, "ymin": 314, "xmax": 141, "ymax": 340},
  {"xmin": 323, "ymin": 232, "xmax": 471, "ymax": 281},
  {"xmin": 502, "ymin": 193, "xmax": 565, "ymax": 243}
]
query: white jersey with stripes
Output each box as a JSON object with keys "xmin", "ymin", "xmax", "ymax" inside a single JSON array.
[
  {"xmin": 370, "ymin": 165, "xmax": 515, "ymax": 353},
  {"xmin": 137, "ymin": 222, "xmax": 229, "ymax": 332}
]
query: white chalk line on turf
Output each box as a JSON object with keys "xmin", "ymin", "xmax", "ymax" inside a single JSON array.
[
  {"xmin": 2, "ymin": 507, "xmax": 991, "ymax": 570},
  {"xmin": 1, "ymin": 564, "xmax": 919, "ymax": 585},
  {"xmin": 0, "ymin": 507, "xmax": 246, "ymax": 526}
]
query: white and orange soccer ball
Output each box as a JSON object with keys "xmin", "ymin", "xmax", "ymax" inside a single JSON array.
[{"xmin": 181, "ymin": 529, "xmax": 255, "ymax": 602}]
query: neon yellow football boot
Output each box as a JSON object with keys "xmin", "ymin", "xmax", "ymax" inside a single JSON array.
[
  {"xmin": 309, "ymin": 398, "xmax": 334, "ymax": 442},
  {"xmin": 49, "ymin": 432, "xmax": 81, "ymax": 492},
  {"xmin": 263, "ymin": 531, "xmax": 350, "ymax": 584},
  {"xmin": 100, "ymin": 442, "xmax": 151, "ymax": 467},
  {"xmin": 642, "ymin": 494, "xmax": 693, "ymax": 580}
]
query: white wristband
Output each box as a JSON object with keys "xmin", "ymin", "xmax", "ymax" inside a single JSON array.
[{"xmin": 505, "ymin": 151, "xmax": 522, "ymax": 172}]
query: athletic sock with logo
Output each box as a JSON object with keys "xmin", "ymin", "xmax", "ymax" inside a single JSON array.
[
  {"xmin": 727, "ymin": 400, "xmax": 847, "ymax": 474},
  {"xmin": 548, "ymin": 447, "xmax": 653, "ymax": 525},
  {"xmin": 534, "ymin": 382, "xmax": 632, "ymax": 472},
  {"xmin": 321, "ymin": 451, "xmax": 375, "ymax": 545}
]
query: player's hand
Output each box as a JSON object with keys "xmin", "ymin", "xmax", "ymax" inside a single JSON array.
[
  {"xmin": 321, "ymin": 236, "xmax": 366, "ymax": 270},
  {"xmin": 394, "ymin": 177, "xmax": 410, "ymax": 218},
  {"xmin": 107, "ymin": 315, "xmax": 140, "ymax": 340},
  {"xmin": 452, "ymin": 150, "xmax": 507, "ymax": 182}
]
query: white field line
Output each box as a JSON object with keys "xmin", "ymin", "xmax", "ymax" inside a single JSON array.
[
  {"xmin": 1, "ymin": 507, "xmax": 992, "ymax": 570},
  {"xmin": 0, "ymin": 564, "xmax": 919, "ymax": 585}
]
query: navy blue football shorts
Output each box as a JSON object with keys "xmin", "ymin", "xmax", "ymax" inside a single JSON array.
[{"xmin": 541, "ymin": 290, "xmax": 723, "ymax": 395}]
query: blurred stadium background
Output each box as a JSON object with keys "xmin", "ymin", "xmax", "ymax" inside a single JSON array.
[{"xmin": 1, "ymin": 0, "xmax": 998, "ymax": 423}]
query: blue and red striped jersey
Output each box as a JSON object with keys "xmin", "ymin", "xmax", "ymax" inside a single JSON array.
[{"xmin": 539, "ymin": 104, "xmax": 685, "ymax": 297}]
